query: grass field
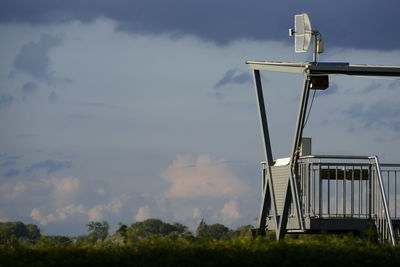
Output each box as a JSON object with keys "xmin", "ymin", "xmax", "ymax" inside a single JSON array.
[{"xmin": 1, "ymin": 235, "xmax": 400, "ymax": 267}]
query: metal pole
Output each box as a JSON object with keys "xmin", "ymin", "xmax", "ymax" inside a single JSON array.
[
  {"xmin": 277, "ymin": 74, "xmax": 311, "ymax": 238},
  {"xmin": 351, "ymin": 166, "xmax": 354, "ymax": 217},
  {"xmin": 252, "ymin": 70, "xmax": 273, "ymax": 166},
  {"xmin": 307, "ymin": 163, "xmax": 311, "ymax": 216},
  {"xmin": 343, "ymin": 165, "xmax": 346, "ymax": 216},
  {"xmin": 358, "ymin": 168, "xmax": 363, "ymax": 218},
  {"xmin": 252, "ymin": 69, "xmax": 278, "ymax": 233},
  {"xmin": 395, "ymin": 171, "xmax": 397, "ymax": 218},
  {"xmin": 288, "ymin": 74, "xmax": 311, "ymax": 229},
  {"xmin": 327, "ymin": 166, "xmax": 330, "ymax": 216},
  {"xmin": 313, "ymin": 168, "xmax": 316, "ymax": 216},
  {"xmin": 370, "ymin": 156, "xmax": 396, "ymax": 246},
  {"xmin": 368, "ymin": 165, "xmax": 372, "ymax": 218},
  {"xmin": 319, "ymin": 164, "xmax": 322, "ymax": 216}
]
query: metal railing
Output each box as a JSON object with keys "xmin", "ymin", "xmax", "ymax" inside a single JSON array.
[{"xmin": 297, "ymin": 155, "xmax": 398, "ymax": 245}]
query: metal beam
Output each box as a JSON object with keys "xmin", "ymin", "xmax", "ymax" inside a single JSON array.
[
  {"xmin": 252, "ymin": 70, "xmax": 273, "ymax": 166},
  {"xmin": 252, "ymin": 70, "xmax": 279, "ymax": 232},
  {"xmin": 247, "ymin": 61, "xmax": 306, "ymax": 74},
  {"xmin": 309, "ymin": 64, "xmax": 400, "ymax": 77},
  {"xmin": 246, "ymin": 61, "xmax": 400, "ymax": 77},
  {"xmin": 289, "ymin": 74, "xmax": 311, "ymax": 231},
  {"xmin": 277, "ymin": 75, "xmax": 311, "ymax": 238}
]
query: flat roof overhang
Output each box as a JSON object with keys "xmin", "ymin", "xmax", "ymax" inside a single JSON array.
[{"xmin": 246, "ymin": 61, "xmax": 400, "ymax": 77}]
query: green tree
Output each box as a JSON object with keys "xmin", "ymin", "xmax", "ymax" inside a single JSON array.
[
  {"xmin": 195, "ymin": 219, "xmax": 208, "ymax": 237},
  {"xmin": 38, "ymin": 235, "xmax": 72, "ymax": 246},
  {"xmin": 114, "ymin": 222, "xmax": 128, "ymax": 243},
  {"xmin": 128, "ymin": 218, "xmax": 191, "ymax": 240},
  {"xmin": 230, "ymin": 225, "xmax": 253, "ymax": 239},
  {"xmin": 0, "ymin": 221, "xmax": 41, "ymax": 245},
  {"xmin": 195, "ymin": 219, "xmax": 231, "ymax": 240},
  {"xmin": 86, "ymin": 221, "xmax": 109, "ymax": 242},
  {"xmin": 26, "ymin": 224, "xmax": 41, "ymax": 240}
]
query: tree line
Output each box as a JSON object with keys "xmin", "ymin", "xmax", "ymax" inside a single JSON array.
[{"xmin": 0, "ymin": 219, "xmax": 253, "ymax": 247}]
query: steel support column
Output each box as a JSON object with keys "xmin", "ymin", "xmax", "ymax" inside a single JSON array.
[
  {"xmin": 277, "ymin": 74, "xmax": 311, "ymax": 238},
  {"xmin": 252, "ymin": 70, "xmax": 273, "ymax": 165},
  {"xmin": 252, "ymin": 70, "xmax": 278, "ymax": 232}
]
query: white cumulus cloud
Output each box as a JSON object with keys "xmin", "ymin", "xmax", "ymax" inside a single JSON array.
[
  {"xmin": 162, "ymin": 155, "xmax": 247, "ymax": 199},
  {"xmin": 193, "ymin": 207, "xmax": 201, "ymax": 219},
  {"xmin": 31, "ymin": 204, "xmax": 85, "ymax": 225},
  {"xmin": 220, "ymin": 199, "xmax": 241, "ymax": 222},
  {"xmin": 45, "ymin": 176, "xmax": 80, "ymax": 198},
  {"xmin": 135, "ymin": 205, "xmax": 150, "ymax": 221},
  {"xmin": 5, "ymin": 182, "xmax": 26, "ymax": 199},
  {"xmin": 87, "ymin": 195, "xmax": 129, "ymax": 221}
]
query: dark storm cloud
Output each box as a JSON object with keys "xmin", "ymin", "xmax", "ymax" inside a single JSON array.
[
  {"xmin": 315, "ymin": 82, "xmax": 339, "ymax": 97},
  {"xmin": 1, "ymin": 0, "xmax": 399, "ymax": 50},
  {"xmin": 0, "ymin": 154, "xmax": 21, "ymax": 162},
  {"xmin": 66, "ymin": 114, "xmax": 85, "ymax": 119},
  {"xmin": 27, "ymin": 160, "xmax": 71, "ymax": 174},
  {"xmin": 1, "ymin": 160, "xmax": 16, "ymax": 168},
  {"xmin": 0, "ymin": 94, "xmax": 14, "ymax": 108},
  {"xmin": 2, "ymin": 169, "xmax": 20, "ymax": 178},
  {"xmin": 13, "ymin": 34, "xmax": 61, "ymax": 81},
  {"xmin": 345, "ymin": 101, "xmax": 400, "ymax": 132},
  {"xmin": 22, "ymin": 82, "xmax": 38, "ymax": 93},
  {"xmin": 387, "ymin": 80, "xmax": 400, "ymax": 90},
  {"xmin": 48, "ymin": 91, "xmax": 57, "ymax": 103},
  {"xmin": 362, "ymin": 81, "xmax": 393, "ymax": 94},
  {"xmin": 214, "ymin": 69, "xmax": 251, "ymax": 88},
  {"xmin": 87, "ymin": 102, "xmax": 118, "ymax": 109}
]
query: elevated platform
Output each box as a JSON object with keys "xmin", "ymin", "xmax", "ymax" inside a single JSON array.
[
  {"xmin": 247, "ymin": 59, "xmax": 400, "ymax": 246},
  {"xmin": 260, "ymin": 155, "xmax": 400, "ymax": 242}
]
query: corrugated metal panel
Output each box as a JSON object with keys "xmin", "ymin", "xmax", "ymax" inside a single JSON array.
[{"xmin": 271, "ymin": 165, "xmax": 291, "ymax": 215}]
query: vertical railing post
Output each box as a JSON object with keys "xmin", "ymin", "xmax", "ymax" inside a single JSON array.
[
  {"xmin": 368, "ymin": 165, "xmax": 372, "ymax": 219},
  {"xmin": 319, "ymin": 163, "xmax": 322, "ymax": 216},
  {"xmin": 351, "ymin": 166, "xmax": 354, "ymax": 217},
  {"xmin": 343, "ymin": 165, "xmax": 346, "ymax": 216},
  {"xmin": 370, "ymin": 156, "xmax": 396, "ymax": 246},
  {"xmin": 395, "ymin": 171, "xmax": 397, "ymax": 218},
  {"xmin": 327, "ymin": 165, "xmax": 330, "ymax": 216}
]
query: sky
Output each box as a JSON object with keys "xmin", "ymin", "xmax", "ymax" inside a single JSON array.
[{"xmin": 0, "ymin": 0, "xmax": 400, "ymax": 236}]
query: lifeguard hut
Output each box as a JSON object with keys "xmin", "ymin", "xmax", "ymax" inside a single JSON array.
[{"xmin": 248, "ymin": 14, "xmax": 400, "ymax": 245}]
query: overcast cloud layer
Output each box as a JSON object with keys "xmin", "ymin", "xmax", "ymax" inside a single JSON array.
[
  {"xmin": 1, "ymin": 0, "xmax": 400, "ymax": 50},
  {"xmin": 0, "ymin": 2, "xmax": 399, "ymax": 236}
]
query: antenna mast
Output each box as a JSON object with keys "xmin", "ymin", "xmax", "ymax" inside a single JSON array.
[{"xmin": 289, "ymin": 13, "xmax": 324, "ymax": 62}]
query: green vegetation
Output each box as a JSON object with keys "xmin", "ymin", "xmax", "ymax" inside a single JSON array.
[
  {"xmin": 0, "ymin": 221, "xmax": 40, "ymax": 247},
  {"xmin": 86, "ymin": 221, "xmax": 109, "ymax": 243},
  {"xmin": 1, "ymin": 220, "xmax": 400, "ymax": 266}
]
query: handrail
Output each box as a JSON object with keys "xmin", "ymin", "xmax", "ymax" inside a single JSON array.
[
  {"xmin": 380, "ymin": 163, "xmax": 400, "ymax": 167},
  {"xmin": 369, "ymin": 156, "xmax": 396, "ymax": 246},
  {"xmin": 261, "ymin": 154, "xmax": 399, "ymax": 245},
  {"xmin": 300, "ymin": 154, "xmax": 371, "ymax": 160},
  {"xmin": 297, "ymin": 154, "xmax": 398, "ymax": 245}
]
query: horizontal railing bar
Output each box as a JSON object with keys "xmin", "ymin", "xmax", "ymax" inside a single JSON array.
[
  {"xmin": 380, "ymin": 164, "xmax": 400, "ymax": 167},
  {"xmin": 303, "ymin": 163, "xmax": 371, "ymax": 167},
  {"xmin": 300, "ymin": 155, "xmax": 372, "ymax": 160},
  {"xmin": 262, "ymin": 158, "xmax": 400, "ymax": 167},
  {"xmin": 261, "ymin": 153, "xmax": 399, "ymax": 245}
]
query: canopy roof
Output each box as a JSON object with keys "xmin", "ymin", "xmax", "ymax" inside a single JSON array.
[{"xmin": 246, "ymin": 61, "xmax": 400, "ymax": 77}]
